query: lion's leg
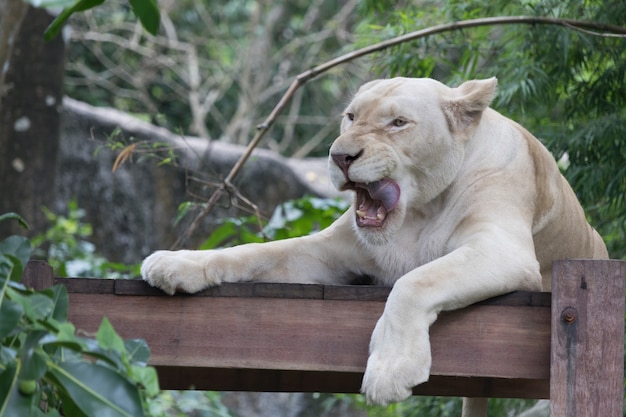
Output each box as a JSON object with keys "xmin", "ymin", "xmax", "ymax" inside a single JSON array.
[
  {"xmin": 361, "ymin": 238, "xmax": 542, "ymax": 405},
  {"xmin": 141, "ymin": 214, "xmax": 367, "ymax": 294}
]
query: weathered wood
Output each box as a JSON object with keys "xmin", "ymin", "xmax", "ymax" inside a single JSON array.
[
  {"xmin": 22, "ymin": 259, "xmax": 53, "ymax": 290},
  {"xmin": 550, "ymin": 259, "xmax": 625, "ymax": 417},
  {"xmin": 62, "ymin": 283, "xmax": 552, "ymax": 398},
  {"xmin": 25, "ymin": 259, "xmax": 625, "ymax": 405}
]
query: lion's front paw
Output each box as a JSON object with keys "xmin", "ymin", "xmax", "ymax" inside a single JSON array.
[
  {"xmin": 361, "ymin": 315, "xmax": 431, "ymax": 405},
  {"xmin": 141, "ymin": 250, "xmax": 220, "ymax": 295},
  {"xmin": 361, "ymin": 351, "xmax": 430, "ymax": 405}
]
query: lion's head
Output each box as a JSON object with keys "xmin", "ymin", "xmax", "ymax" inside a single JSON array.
[{"xmin": 328, "ymin": 77, "xmax": 497, "ymax": 245}]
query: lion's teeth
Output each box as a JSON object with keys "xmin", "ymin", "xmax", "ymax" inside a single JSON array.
[
  {"xmin": 377, "ymin": 213, "xmax": 384, "ymax": 220},
  {"xmin": 356, "ymin": 210, "xmax": 366, "ymax": 218}
]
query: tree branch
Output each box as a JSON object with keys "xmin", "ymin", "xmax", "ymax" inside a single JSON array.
[{"xmin": 172, "ymin": 15, "xmax": 626, "ymax": 248}]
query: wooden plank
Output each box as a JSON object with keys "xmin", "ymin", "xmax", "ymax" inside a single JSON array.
[
  {"xmin": 25, "ymin": 260, "xmax": 626, "ymax": 403},
  {"xmin": 54, "ymin": 277, "xmax": 115, "ymax": 294},
  {"xmin": 550, "ymin": 259, "xmax": 625, "ymax": 417},
  {"xmin": 58, "ymin": 275, "xmax": 549, "ymax": 306},
  {"xmin": 65, "ymin": 290, "xmax": 551, "ymax": 384},
  {"xmin": 22, "ymin": 260, "xmax": 54, "ymax": 290}
]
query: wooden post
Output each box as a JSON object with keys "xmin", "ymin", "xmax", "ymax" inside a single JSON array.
[
  {"xmin": 550, "ymin": 259, "xmax": 625, "ymax": 417},
  {"xmin": 22, "ymin": 259, "xmax": 54, "ymax": 290}
]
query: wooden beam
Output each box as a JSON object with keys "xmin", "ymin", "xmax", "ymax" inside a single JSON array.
[
  {"xmin": 21, "ymin": 259, "xmax": 623, "ymax": 403},
  {"xmin": 54, "ymin": 275, "xmax": 552, "ymax": 398},
  {"xmin": 550, "ymin": 259, "xmax": 625, "ymax": 417}
]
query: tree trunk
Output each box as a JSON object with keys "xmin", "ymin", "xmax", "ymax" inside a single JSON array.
[
  {"xmin": 0, "ymin": 0, "xmax": 28, "ymax": 100},
  {"xmin": 0, "ymin": 6, "xmax": 64, "ymax": 238}
]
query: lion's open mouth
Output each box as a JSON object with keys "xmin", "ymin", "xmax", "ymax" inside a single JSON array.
[{"xmin": 347, "ymin": 179, "xmax": 401, "ymax": 227}]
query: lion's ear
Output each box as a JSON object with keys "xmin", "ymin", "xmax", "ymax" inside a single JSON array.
[{"xmin": 442, "ymin": 77, "xmax": 497, "ymax": 132}]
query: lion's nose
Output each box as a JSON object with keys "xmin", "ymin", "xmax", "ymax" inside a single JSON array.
[{"xmin": 331, "ymin": 150, "xmax": 363, "ymax": 179}]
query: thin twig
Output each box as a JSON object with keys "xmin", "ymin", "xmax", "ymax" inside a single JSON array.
[{"xmin": 171, "ymin": 15, "xmax": 626, "ymax": 249}]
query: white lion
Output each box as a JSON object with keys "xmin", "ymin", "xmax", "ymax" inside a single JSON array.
[{"xmin": 142, "ymin": 77, "xmax": 607, "ymax": 416}]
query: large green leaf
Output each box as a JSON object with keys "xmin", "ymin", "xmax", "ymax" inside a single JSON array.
[
  {"xmin": 44, "ymin": 0, "xmax": 160, "ymax": 40},
  {"xmin": 0, "ymin": 360, "xmax": 37, "ymax": 417},
  {"xmin": 96, "ymin": 318, "xmax": 125, "ymax": 353},
  {"xmin": 0, "ymin": 346, "xmax": 17, "ymax": 365},
  {"xmin": 48, "ymin": 361, "xmax": 144, "ymax": 417},
  {"xmin": 20, "ymin": 331, "xmax": 49, "ymax": 382},
  {"xmin": 128, "ymin": 0, "xmax": 160, "ymax": 35},
  {"xmin": 124, "ymin": 339, "xmax": 150, "ymax": 366},
  {"xmin": 0, "ymin": 236, "xmax": 31, "ymax": 275},
  {"xmin": 130, "ymin": 365, "xmax": 159, "ymax": 397},
  {"xmin": 44, "ymin": 0, "xmax": 106, "ymax": 40},
  {"xmin": 0, "ymin": 362, "xmax": 19, "ymax": 415},
  {"xmin": 49, "ymin": 285, "xmax": 69, "ymax": 322},
  {"xmin": 6, "ymin": 291, "xmax": 54, "ymax": 323},
  {"xmin": 0, "ymin": 299, "xmax": 23, "ymax": 339}
]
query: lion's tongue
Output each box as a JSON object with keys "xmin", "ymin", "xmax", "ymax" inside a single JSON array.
[
  {"xmin": 355, "ymin": 179, "xmax": 400, "ymax": 226},
  {"xmin": 365, "ymin": 179, "xmax": 401, "ymax": 211}
]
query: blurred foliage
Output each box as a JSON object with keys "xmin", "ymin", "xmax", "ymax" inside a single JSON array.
[
  {"xmin": 25, "ymin": 0, "xmax": 161, "ymax": 40},
  {"xmin": 199, "ymin": 196, "xmax": 349, "ymax": 249},
  {"xmin": 31, "ymin": 200, "xmax": 140, "ymax": 278},
  {"xmin": 147, "ymin": 391, "xmax": 234, "ymax": 417},
  {"xmin": 63, "ymin": 0, "xmax": 366, "ymax": 157},
  {"xmin": 63, "ymin": 0, "xmax": 625, "ymax": 257},
  {"xmin": 0, "ymin": 212, "xmax": 158, "ymax": 417},
  {"xmin": 355, "ymin": 0, "xmax": 626, "ymax": 259}
]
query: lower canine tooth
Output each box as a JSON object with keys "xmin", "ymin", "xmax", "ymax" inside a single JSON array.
[
  {"xmin": 377, "ymin": 213, "xmax": 384, "ymax": 220},
  {"xmin": 356, "ymin": 210, "xmax": 366, "ymax": 218}
]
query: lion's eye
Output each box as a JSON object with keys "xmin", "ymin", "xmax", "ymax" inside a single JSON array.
[
  {"xmin": 345, "ymin": 112, "xmax": 355, "ymax": 121},
  {"xmin": 391, "ymin": 118, "xmax": 407, "ymax": 127}
]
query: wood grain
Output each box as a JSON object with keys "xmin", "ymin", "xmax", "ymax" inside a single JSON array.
[
  {"xmin": 30, "ymin": 260, "xmax": 624, "ymax": 403},
  {"xmin": 550, "ymin": 259, "xmax": 625, "ymax": 417}
]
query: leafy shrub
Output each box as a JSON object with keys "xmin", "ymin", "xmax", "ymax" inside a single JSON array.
[
  {"xmin": 32, "ymin": 200, "xmax": 140, "ymax": 278},
  {"xmin": 0, "ymin": 213, "xmax": 158, "ymax": 417},
  {"xmin": 199, "ymin": 196, "xmax": 350, "ymax": 249}
]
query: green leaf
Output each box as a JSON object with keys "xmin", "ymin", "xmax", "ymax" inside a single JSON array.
[
  {"xmin": 0, "ymin": 359, "xmax": 37, "ymax": 416},
  {"xmin": 130, "ymin": 365, "xmax": 159, "ymax": 397},
  {"xmin": 96, "ymin": 318, "xmax": 126, "ymax": 353},
  {"xmin": 50, "ymin": 285, "xmax": 69, "ymax": 322},
  {"xmin": 0, "ymin": 362, "xmax": 19, "ymax": 415},
  {"xmin": 58, "ymin": 389, "xmax": 89, "ymax": 417},
  {"xmin": 128, "ymin": 0, "xmax": 160, "ymax": 35},
  {"xmin": 44, "ymin": 0, "xmax": 106, "ymax": 41},
  {"xmin": 28, "ymin": 293, "xmax": 55, "ymax": 319},
  {"xmin": 8, "ymin": 291, "xmax": 54, "ymax": 322},
  {"xmin": 0, "ymin": 213, "xmax": 29, "ymax": 230},
  {"xmin": 0, "ymin": 346, "xmax": 17, "ymax": 365},
  {"xmin": 0, "ymin": 299, "xmax": 23, "ymax": 339},
  {"xmin": 3, "ymin": 383, "xmax": 37, "ymax": 417},
  {"xmin": 20, "ymin": 331, "xmax": 49, "ymax": 381},
  {"xmin": 175, "ymin": 201, "xmax": 195, "ymax": 225},
  {"xmin": 199, "ymin": 222, "xmax": 237, "ymax": 250},
  {"xmin": 48, "ymin": 361, "xmax": 144, "ymax": 417},
  {"xmin": 124, "ymin": 339, "xmax": 150, "ymax": 366},
  {"xmin": 75, "ymin": 338, "xmax": 123, "ymax": 370},
  {"xmin": 0, "ymin": 236, "xmax": 32, "ymax": 276}
]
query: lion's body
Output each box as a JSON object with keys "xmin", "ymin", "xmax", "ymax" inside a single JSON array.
[{"xmin": 142, "ymin": 77, "xmax": 607, "ymax": 415}]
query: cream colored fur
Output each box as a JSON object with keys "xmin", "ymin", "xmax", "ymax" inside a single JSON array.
[{"xmin": 141, "ymin": 77, "xmax": 608, "ymax": 414}]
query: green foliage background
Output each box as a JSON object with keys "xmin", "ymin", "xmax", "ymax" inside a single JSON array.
[
  {"xmin": 0, "ymin": 213, "xmax": 159, "ymax": 417},
  {"xmin": 59, "ymin": 0, "xmax": 626, "ymax": 258}
]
